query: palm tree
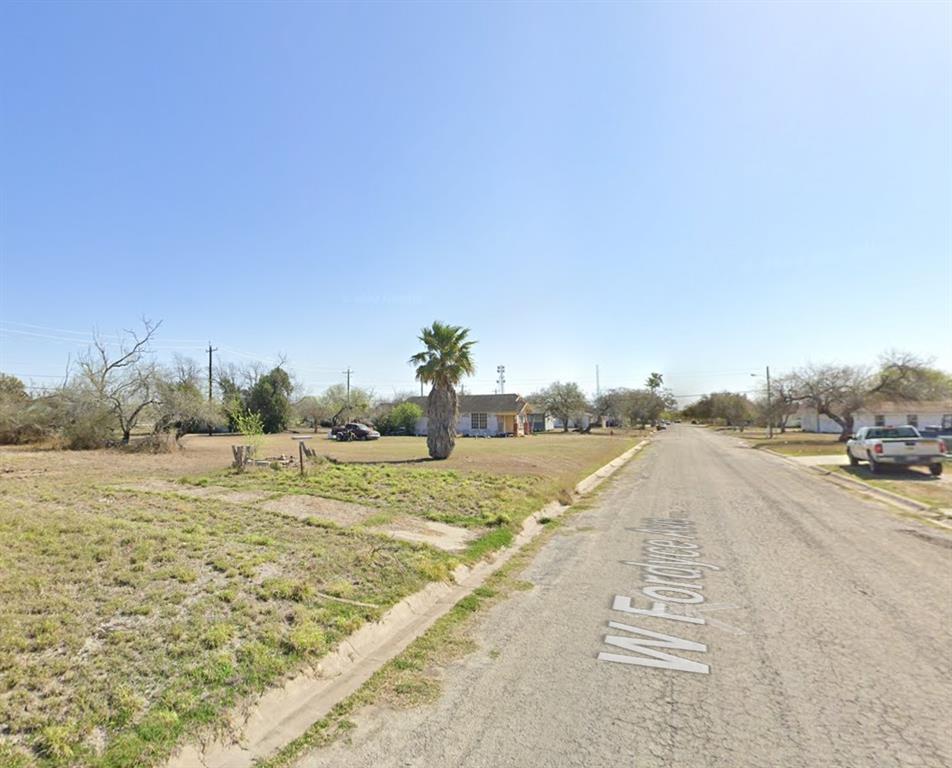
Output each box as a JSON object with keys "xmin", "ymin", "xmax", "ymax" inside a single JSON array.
[{"xmin": 409, "ymin": 321, "xmax": 476, "ymax": 460}]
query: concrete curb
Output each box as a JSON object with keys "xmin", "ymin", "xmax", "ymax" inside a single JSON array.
[
  {"xmin": 758, "ymin": 447, "xmax": 936, "ymax": 514},
  {"xmin": 168, "ymin": 438, "xmax": 650, "ymax": 768}
]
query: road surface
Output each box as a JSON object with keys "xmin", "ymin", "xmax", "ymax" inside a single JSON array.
[{"xmin": 299, "ymin": 425, "xmax": 952, "ymax": 768}]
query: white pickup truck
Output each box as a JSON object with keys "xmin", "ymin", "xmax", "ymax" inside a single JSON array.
[{"xmin": 846, "ymin": 426, "xmax": 946, "ymax": 476}]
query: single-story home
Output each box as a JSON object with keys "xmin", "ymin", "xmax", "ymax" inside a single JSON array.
[
  {"xmin": 525, "ymin": 405, "xmax": 594, "ymax": 432},
  {"xmin": 528, "ymin": 409, "xmax": 555, "ymax": 433},
  {"xmin": 799, "ymin": 401, "xmax": 952, "ymax": 434},
  {"xmin": 408, "ymin": 393, "xmax": 532, "ymax": 437}
]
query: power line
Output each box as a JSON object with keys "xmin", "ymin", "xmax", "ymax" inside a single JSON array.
[{"xmin": 0, "ymin": 320, "xmax": 203, "ymax": 344}]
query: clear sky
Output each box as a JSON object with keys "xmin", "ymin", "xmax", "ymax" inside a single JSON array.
[{"xmin": 1, "ymin": 1, "xmax": 949, "ymax": 403}]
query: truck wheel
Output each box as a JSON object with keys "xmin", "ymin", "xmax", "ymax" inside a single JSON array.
[
  {"xmin": 868, "ymin": 453, "xmax": 883, "ymax": 475},
  {"xmin": 848, "ymin": 451, "xmax": 859, "ymax": 467},
  {"xmin": 930, "ymin": 463, "xmax": 943, "ymax": 477}
]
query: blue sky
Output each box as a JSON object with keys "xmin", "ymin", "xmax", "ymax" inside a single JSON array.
[{"xmin": 1, "ymin": 1, "xmax": 949, "ymax": 402}]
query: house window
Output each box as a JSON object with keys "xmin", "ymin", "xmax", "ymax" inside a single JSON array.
[
  {"xmin": 907, "ymin": 414, "xmax": 918, "ymax": 428},
  {"xmin": 471, "ymin": 413, "xmax": 487, "ymax": 430},
  {"xmin": 942, "ymin": 414, "xmax": 952, "ymax": 429},
  {"xmin": 874, "ymin": 415, "xmax": 885, "ymax": 427}
]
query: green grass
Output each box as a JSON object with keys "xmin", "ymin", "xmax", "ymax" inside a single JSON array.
[
  {"xmin": 747, "ymin": 432, "xmax": 847, "ymax": 456},
  {"xmin": 0, "ymin": 435, "xmax": 640, "ymax": 767},
  {"xmin": 188, "ymin": 464, "xmax": 545, "ymax": 529},
  {"xmin": 827, "ymin": 465, "xmax": 952, "ymax": 509},
  {"xmin": 0, "ymin": 477, "xmax": 454, "ymax": 768}
]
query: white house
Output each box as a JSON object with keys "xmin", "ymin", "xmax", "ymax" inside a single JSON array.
[
  {"xmin": 799, "ymin": 400, "xmax": 952, "ymax": 434},
  {"xmin": 550, "ymin": 413, "xmax": 593, "ymax": 431},
  {"xmin": 408, "ymin": 393, "xmax": 533, "ymax": 437}
]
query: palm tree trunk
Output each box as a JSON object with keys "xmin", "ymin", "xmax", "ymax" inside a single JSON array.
[{"xmin": 427, "ymin": 386, "xmax": 458, "ymax": 459}]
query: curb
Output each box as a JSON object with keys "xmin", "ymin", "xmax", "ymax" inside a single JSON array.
[
  {"xmin": 758, "ymin": 447, "xmax": 939, "ymax": 515},
  {"xmin": 168, "ymin": 439, "xmax": 650, "ymax": 768}
]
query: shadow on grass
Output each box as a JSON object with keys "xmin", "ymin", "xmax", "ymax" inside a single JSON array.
[
  {"xmin": 324, "ymin": 455, "xmax": 437, "ymax": 466},
  {"xmin": 839, "ymin": 465, "xmax": 941, "ymax": 482}
]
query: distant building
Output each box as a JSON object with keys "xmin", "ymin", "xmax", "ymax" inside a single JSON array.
[
  {"xmin": 799, "ymin": 401, "xmax": 952, "ymax": 434},
  {"xmin": 407, "ymin": 393, "xmax": 532, "ymax": 437}
]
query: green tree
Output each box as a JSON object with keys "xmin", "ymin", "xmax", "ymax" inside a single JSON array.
[
  {"xmin": 318, "ymin": 383, "xmax": 373, "ymax": 426},
  {"xmin": 534, "ymin": 382, "xmax": 589, "ymax": 432},
  {"xmin": 247, "ymin": 367, "xmax": 293, "ymax": 433},
  {"xmin": 293, "ymin": 395, "xmax": 323, "ymax": 432},
  {"xmin": 409, "ymin": 321, "xmax": 476, "ymax": 459},
  {"xmin": 152, "ymin": 360, "xmax": 223, "ymax": 442},
  {"xmin": 626, "ymin": 389, "xmax": 666, "ymax": 427},
  {"xmin": 0, "ymin": 374, "xmax": 55, "ymax": 444},
  {"xmin": 382, "ymin": 401, "xmax": 423, "ymax": 435},
  {"xmin": 645, "ymin": 372, "xmax": 664, "ymax": 393}
]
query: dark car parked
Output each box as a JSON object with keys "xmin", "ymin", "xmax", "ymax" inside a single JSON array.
[
  {"xmin": 919, "ymin": 426, "xmax": 952, "ymax": 452},
  {"xmin": 331, "ymin": 422, "xmax": 381, "ymax": 441}
]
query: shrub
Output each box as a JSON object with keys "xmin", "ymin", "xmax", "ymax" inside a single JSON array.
[{"xmin": 375, "ymin": 401, "xmax": 423, "ymax": 435}]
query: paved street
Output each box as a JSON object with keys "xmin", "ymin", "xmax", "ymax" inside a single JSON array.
[{"xmin": 299, "ymin": 425, "xmax": 952, "ymax": 768}]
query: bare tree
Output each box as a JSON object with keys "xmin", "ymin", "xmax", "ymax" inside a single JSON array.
[
  {"xmin": 757, "ymin": 375, "xmax": 799, "ymax": 433},
  {"xmin": 77, "ymin": 319, "xmax": 161, "ymax": 444},
  {"xmin": 790, "ymin": 352, "xmax": 950, "ymax": 442}
]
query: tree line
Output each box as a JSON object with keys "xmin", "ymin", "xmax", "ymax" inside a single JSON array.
[
  {"xmin": 0, "ymin": 319, "xmax": 422, "ymax": 449},
  {"xmin": 681, "ymin": 352, "xmax": 952, "ymax": 441}
]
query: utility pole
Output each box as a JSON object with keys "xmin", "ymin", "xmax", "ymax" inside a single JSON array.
[
  {"xmin": 766, "ymin": 365, "xmax": 773, "ymax": 439},
  {"xmin": 496, "ymin": 365, "xmax": 506, "ymax": 394},
  {"xmin": 343, "ymin": 368, "xmax": 353, "ymax": 407},
  {"xmin": 596, "ymin": 365, "xmax": 600, "ymax": 397},
  {"xmin": 207, "ymin": 343, "xmax": 217, "ymax": 437}
]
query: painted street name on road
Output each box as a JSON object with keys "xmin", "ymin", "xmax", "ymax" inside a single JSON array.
[{"xmin": 598, "ymin": 517, "xmax": 720, "ymax": 674}]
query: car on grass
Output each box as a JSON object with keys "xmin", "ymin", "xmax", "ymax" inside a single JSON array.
[
  {"xmin": 330, "ymin": 422, "xmax": 381, "ymax": 441},
  {"xmin": 846, "ymin": 425, "xmax": 946, "ymax": 476}
]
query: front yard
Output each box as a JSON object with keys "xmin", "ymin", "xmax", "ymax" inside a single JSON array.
[
  {"xmin": 828, "ymin": 463, "xmax": 952, "ymax": 511},
  {"xmin": 0, "ymin": 431, "xmax": 643, "ymax": 767},
  {"xmin": 739, "ymin": 429, "xmax": 847, "ymax": 456}
]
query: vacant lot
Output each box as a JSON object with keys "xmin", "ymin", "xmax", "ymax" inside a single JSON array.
[{"xmin": 0, "ymin": 431, "xmax": 641, "ymax": 767}]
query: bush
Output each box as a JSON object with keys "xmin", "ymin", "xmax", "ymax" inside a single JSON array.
[
  {"xmin": 376, "ymin": 401, "xmax": 423, "ymax": 435},
  {"xmin": 62, "ymin": 401, "xmax": 115, "ymax": 449},
  {"xmin": 0, "ymin": 397, "xmax": 56, "ymax": 445}
]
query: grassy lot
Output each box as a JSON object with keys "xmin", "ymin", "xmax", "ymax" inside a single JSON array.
[
  {"xmin": 0, "ymin": 431, "xmax": 642, "ymax": 768},
  {"xmin": 827, "ymin": 464, "xmax": 952, "ymax": 510}
]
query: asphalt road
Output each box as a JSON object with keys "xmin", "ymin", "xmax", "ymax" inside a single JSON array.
[{"xmin": 299, "ymin": 426, "xmax": 952, "ymax": 768}]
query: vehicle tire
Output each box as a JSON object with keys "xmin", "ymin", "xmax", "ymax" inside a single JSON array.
[
  {"xmin": 848, "ymin": 451, "xmax": 859, "ymax": 467},
  {"xmin": 930, "ymin": 463, "xmax": 943, "ymax": 477},
  {"xmin": 868, "ymin": 453, "xmax": 883, "ymax": 475}
]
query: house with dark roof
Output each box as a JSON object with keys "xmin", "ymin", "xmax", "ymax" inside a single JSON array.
[{"xmin": 407, "ymin": 393, "xmax": 533, "ymax": 437}]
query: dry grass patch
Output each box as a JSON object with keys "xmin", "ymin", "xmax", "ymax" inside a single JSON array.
[{"xmin": 0, "ymin": 470, "xmax": 454, "ymax": 768}]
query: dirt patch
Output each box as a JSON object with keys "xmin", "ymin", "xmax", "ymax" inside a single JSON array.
[
  {"xmin": 370, "ymin": 517, "xmax": 475, "ymax": 553},
  {"xmin": 117, "ymin": 480, "xmax": 271, "ymax": 505},
  {"xmin": 260, "ymin": 495, "xmax": 377, "ymax": 526}
]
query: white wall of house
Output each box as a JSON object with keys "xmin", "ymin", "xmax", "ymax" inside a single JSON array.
[
  {"xmin": 530, "ymin": 413, "xmax": 555, "ymax": 432},
  {"xmin": 414, "ymin": 412, "xmax": 525, "ymax": 436},
  {"xmin": 551, "ymin": 414, "xmax": 592, "ymax": 430},
  {"xmin": 800, "ymin": 407, "xmax": 952, "ymax": 434}
]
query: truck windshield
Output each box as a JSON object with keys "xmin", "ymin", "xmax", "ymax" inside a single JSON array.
[{"xmin": 866, "ymin": 427, "xmax": 919, "ymax": 439}]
